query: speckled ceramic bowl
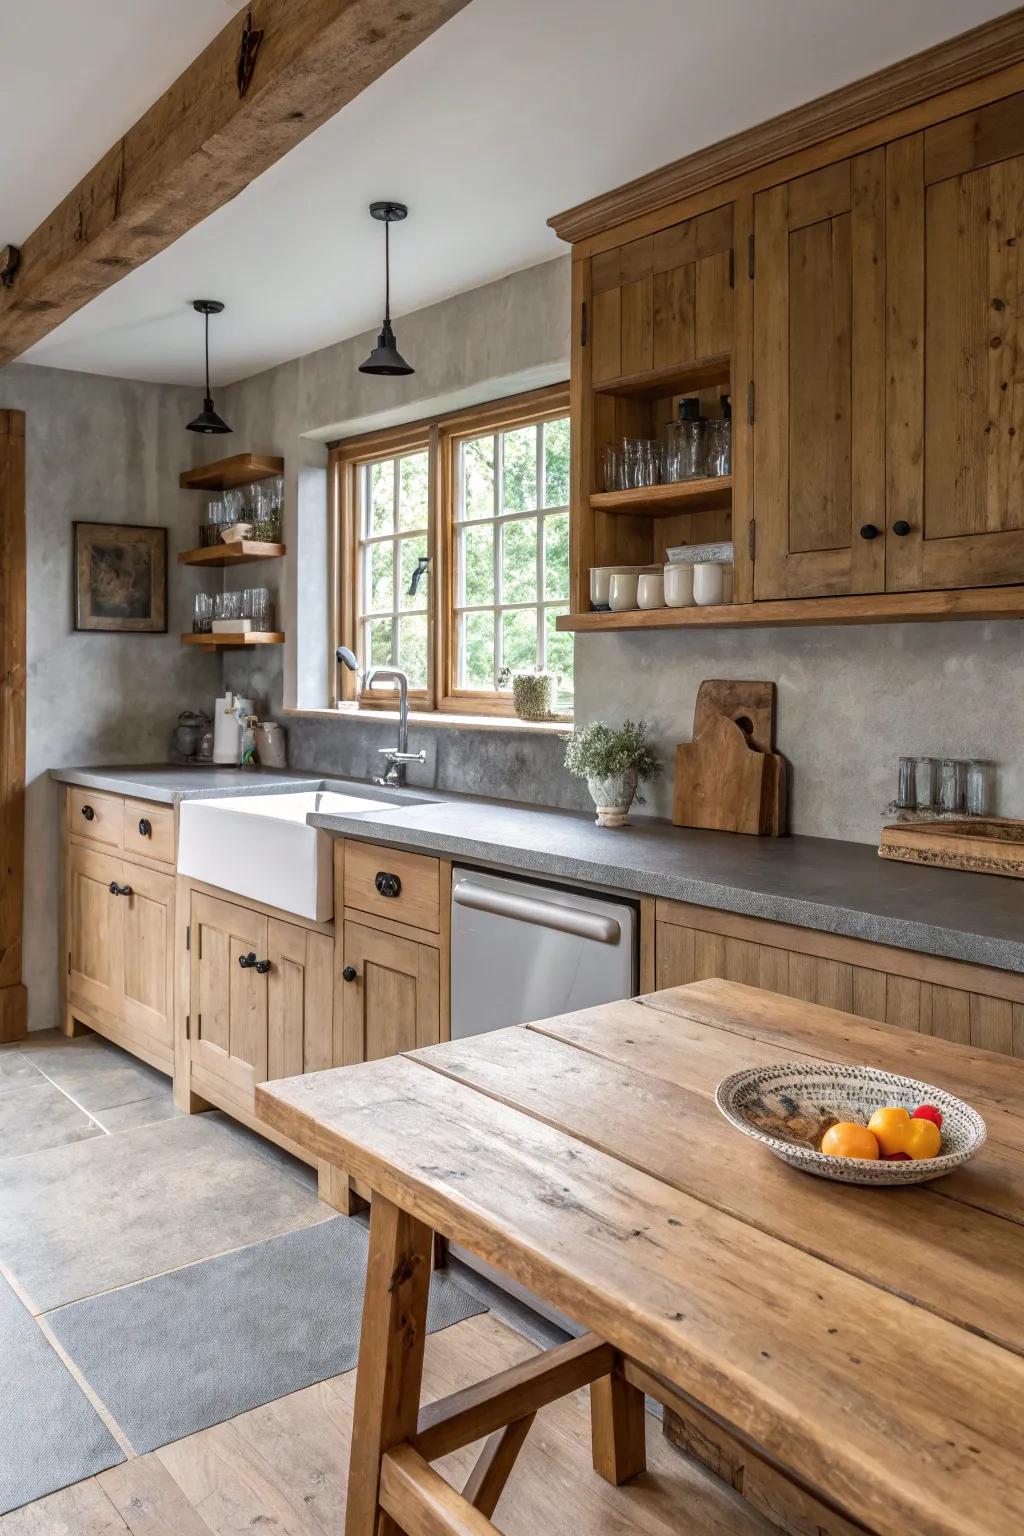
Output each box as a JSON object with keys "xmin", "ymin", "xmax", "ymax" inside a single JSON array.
[{"xmin": 715, "ymin": 1062, "xmax": 986, "ymax": 1185}]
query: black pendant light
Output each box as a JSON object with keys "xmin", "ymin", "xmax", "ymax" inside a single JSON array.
[
  {"xmin": 186, "ymin": 299, "xmax": 232, "ymax": 434},
  {"xmin": 359, "ymin": 202, "xmax": 414, "ymax": 376}
]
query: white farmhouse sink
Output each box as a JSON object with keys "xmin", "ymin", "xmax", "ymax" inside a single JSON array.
[{"xmin": 177, "ymin": 790, "xmax": 394, "ymax": 921}]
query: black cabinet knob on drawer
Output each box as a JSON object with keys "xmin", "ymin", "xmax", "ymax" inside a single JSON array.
[
  {"xmin": 892, "ymin": 520, "xmax": 911, "ymax": 536},
  {"xmin": 238, "ymin": 951, "xmax": 257, "ymax": 969},
  {"xmin": 375, "ymin": 872, "xmax": 401, "ymax": 899},
  {"xmin": 859, "ymin": 523, "xmax": 880, "ymax": 540},
  {"xmin": 138, "ymin": 818, "xmax": 152, "ymax": 838},
  {"xmin": 81, "ymin": 805, "xmax": 95, "ymax": 821},
  {"xmin": 108, "ymin": 882, "xmax": 132, "ymax": 897},
  {"xmin": 342, "ymin": 965, "xmax": 358, "ymax": 982}
]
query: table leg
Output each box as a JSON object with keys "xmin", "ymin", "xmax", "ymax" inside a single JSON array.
[
  {"xmin": 345, "ymin": 1192, "xmax": 433, "ymax": 1536},
  {"xmin": 591, "ymin": 1370, "xmax": 647, "ymax": 1485}
]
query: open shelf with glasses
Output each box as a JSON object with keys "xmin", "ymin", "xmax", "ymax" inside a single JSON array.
[
  {"xmin": 181, "ymin": 631, "xmax": 285, "ymax": 651},
  {"xmin": 179, "ymin": 454, "xmax": 284, "ymax": 492},
  {"xmin": 179, "ymin": 452, "xmax": 285, "ymax": 646},
  {"xmin": 177, "ymin": 540, "xmax": 286, "ymax": 567},
  {"xmin": 590, "ymin": 477, "xmax": 732, "ymax": 517}
]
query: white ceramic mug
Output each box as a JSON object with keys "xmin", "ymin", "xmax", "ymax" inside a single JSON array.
[
  {"xmin": 589, "ymin": 567, "xmax": 612, "ymax": 606},
  {"xmin": 637, "ymin": 573, "xmax": 665, "ymax": 609},
  {"xmin": 663, "ymin": 563, "xmax": 694, "ymax": 607},
  {"xmin": 608, "ymin": 572, "xmax": 639, "ymax": 611},
  {"xmin": 693, "ymin": 562, "xmax": 724, "ymax": 606}
]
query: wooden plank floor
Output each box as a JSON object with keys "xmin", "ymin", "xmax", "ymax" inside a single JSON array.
[{"xmin": 0, "ymin": 1312, "xmax": 770, "ymax": 1536}]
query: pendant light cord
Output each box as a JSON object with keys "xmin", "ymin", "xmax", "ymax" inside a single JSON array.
[
  {"xmin": 384, "ymin": 218, "xmax": 391, "ymax": 325},
  {"xmin": 204, "ymin": 311, "xmax": 212, "ymax": 398}
]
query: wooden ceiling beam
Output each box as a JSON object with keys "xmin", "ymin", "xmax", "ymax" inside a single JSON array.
[{"xmin": 0, "ymin": 0, "xmax": 469, "ymax": 364}]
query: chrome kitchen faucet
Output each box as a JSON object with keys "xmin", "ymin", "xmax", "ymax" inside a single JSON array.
[{"xmin": 336, "ymin": 647, "xmax": 426, "ymax": 788}]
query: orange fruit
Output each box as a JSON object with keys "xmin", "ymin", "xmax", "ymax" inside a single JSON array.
[
  {"xmin": 903, "ymin": 1118, "xmax": 942, "ymax": 1160},
  {"xmin": 820, "ymin": 1122, "xmax": 880, "ymax": 1160},
  {"xmin": 867, "ymin": 1105, "xmax": 911, "ymax": 1156}
]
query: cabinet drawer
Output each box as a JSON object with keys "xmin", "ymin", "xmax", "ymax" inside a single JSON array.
[
  {"xmin": 343, "ymin": 842, "xmax": 440, "ymax": 933},
  {"xmin": 123, "ymin": 799, "xmax": 175, "ymax": 865},
  {"xmin": 68, "ymin": 787, "xmax": 123, "ymax": 848}
]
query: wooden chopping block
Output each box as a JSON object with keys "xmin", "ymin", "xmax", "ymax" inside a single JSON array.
[{"xmin": 673, "ymin": 714, "xmax": 774, "ymax": 834}]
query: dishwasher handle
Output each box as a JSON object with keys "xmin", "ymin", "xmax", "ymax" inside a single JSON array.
[{"xmin": 453, "ymin": 878, "xmax": 621, "ymax": 945}]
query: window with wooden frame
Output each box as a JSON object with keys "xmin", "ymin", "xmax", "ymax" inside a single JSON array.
[{"xmin": 332, "ymin": 384, "xmax": 571, "ymax": 717}]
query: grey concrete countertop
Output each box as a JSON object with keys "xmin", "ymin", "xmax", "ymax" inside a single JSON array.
[
  {"xmin": 50, "ymin": 763, "xmax": 1022, "ymax": 973},
  {"xmin": 50, "ymin": 765, "xmax": 322, "ymax": 803},
  {"xmin": 308, "ymin": 798, "xmax": 1024, "ymax": 974}
]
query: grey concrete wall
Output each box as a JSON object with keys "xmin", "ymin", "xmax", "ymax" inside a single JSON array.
[
  {"xmin": 575, "ymin": 622, "xmax": 1024, "ymax": 844},
  {"xmin": 0, "ymin": 362, "xmax": 220, "ymax": 1029}
]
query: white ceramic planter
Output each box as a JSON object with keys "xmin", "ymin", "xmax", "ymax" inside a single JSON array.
[{"xmin": 587, "ymin": 768, "xmax": 638, "ymax": 828}]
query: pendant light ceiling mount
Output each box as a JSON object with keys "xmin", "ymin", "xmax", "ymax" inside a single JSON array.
[
  {"xmin": 359, "ymin": 201, "xmax": 414, "ymax": 377},
  {"xmin": 186, "ymin": 298, "xmax": 232, "ymax": 435}
]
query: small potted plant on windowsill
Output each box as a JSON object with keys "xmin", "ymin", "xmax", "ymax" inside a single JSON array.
[
  {"xmin": 563, "ymin": 719, "xmax": 662, "ymax": 827},
  {"xmin": 499, "ymin": 666, "xmax": 559, "ymax": 721}
]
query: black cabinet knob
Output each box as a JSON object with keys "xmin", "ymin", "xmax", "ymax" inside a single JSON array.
[
  {"xmin": 81, "ymin": 805, "xmax": 95, "ymax": 821},
  {"xmin": 238, "ymin": 951, "xmax": 257, "ymax": 969},
  {"xmin": 892, "ymin": 520, "xmax": 911, "ymax": 536},
  {"xmin": 255, "ymin": 959, "xmax": 271, "ymax": 975},
  {"xmin": 342, "ymin": 965, "xmax": 358, "ymax": 982},
  {"xmin": 138, "ymin": 817, "xmax": 152, "ymax": 838},
  {"xmin": 108, "ymin": 882, "xmax": 132, "ymax": 897},
  {"xmin": 859, "ymin": 523, "xmax": 880, "ymax": 540},
  {"xmin": 375, "ymin": 872, "xmax": 401, "ymax": 899}
]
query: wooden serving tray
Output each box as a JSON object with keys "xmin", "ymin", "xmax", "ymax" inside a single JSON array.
[{"xmin": 879, "ymin": 818, "xmax": 1024, "ymax": 878}]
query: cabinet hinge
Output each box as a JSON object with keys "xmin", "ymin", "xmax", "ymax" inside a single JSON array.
[
  {"xmin": 746, "ymin": 379, "xmax": 755, "ymax": 425},
  {"xmin": 185, "ymin": 924, "xmax": 190, "ymax": 952},
  {"xmin": 748, "ymin": 519, "xmax": 757, "ymax": 561},
  {"xmin": 185, "ymin": 1014, "xmax": 190, "ymax": 1040},
  {"xmin": 580, "ymin": 299, "xmax": 588, "ymax": 348},
  {"xmin": 728, "ymin": 247, "xmax": 735, "ymax": 290},
  {"xmin": 747, "ymin": 232, "xmax": 755, "ymax": 280},
  {"xmin": 67, "ymin": 951, "xmax": 71, "ymax": 975}
]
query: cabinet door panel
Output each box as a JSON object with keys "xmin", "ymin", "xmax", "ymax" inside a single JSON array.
[
  {"xmin": 68, "ymin": 844, "xmax": 124, "ymax": 1021},
  {"xmin": 591, "ymin": 205, "xmax": 733, "ymax": 384},
  {"xmin": 190, "ymin": 891, "xmax": 268, "ymax": 1101},
  {"xmin": 120, "ymin": 862, "xmax": 174, "ymax": 1051},
  {"xmin": 753, "ymin": 151, "xmax": 885, "ymax": 599},
  {"xmin": 888, "ymin": 98, "xmax": 1024, "ymax": 591},
  {"xmin": 342, "ymin": 921, "xmax": 440, "ymax": 1066},
  {"xmin": 264, "ymin": 921, "xmax": 334, "ymax": 1080}
]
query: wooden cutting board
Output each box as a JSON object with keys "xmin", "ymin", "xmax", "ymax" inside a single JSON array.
[
  {"xmin": 673, "ymin": 680, "xmax": 786, "ymax": 835},
  {"xmin": 879, "ymin": 818, "xmax": 1024, "ymax": 877}
]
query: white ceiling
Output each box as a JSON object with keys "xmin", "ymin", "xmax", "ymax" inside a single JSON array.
[{"xmin": 14, "ymin": 0, "xmax": 1015, "ymax": 388}]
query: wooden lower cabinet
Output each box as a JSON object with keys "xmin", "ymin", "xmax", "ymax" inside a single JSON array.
[
  {"xmin": 67, "ymin": 841, "xmax": 174, "ymax": 1072},
  {"xmin": 340, "ymin": 920, "xmax": 441, "ymax": 1064},
  {"xmin": 187, "ymin": 888, "xmax": 334, "ymax": 1115},
  {"xmin": 655, "ymin": 899, "xmax": 1023, "ymax": 1058}
]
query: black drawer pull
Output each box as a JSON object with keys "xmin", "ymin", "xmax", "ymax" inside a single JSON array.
[
  {"xmin": 859, "ymin": 523, "xmax": 880, "ymax": 540},
  {"xmin": 238, "ymin": 951, "xmax": 271, "ymax": 974},
  {"xmin": 892, "ymin": 519, "xmax": 911, "ymax": 536},
  {"xmin": 108, "ymin": 881, "xmax": 133, "ymax": 897},
  {"xmin": 342, "ymin": 965, "xmax": 358, "ymax": 982},
  {"xmin": 375, "ymin": 872, "xmax": 401, "ymax": 899},
  {"xmin": 138, "ymin": 817, "xmax": 152, "ymax": 838},
  {"xmin": 81, "ymin": 805, "xmax": 95, "ymax": 821}
]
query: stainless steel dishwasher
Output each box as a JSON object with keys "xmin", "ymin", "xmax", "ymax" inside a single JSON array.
[{"xmin": 450, "ymin": 866, "xmax": 637, "ymax": 1039}]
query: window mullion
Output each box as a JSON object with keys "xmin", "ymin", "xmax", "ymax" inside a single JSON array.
[{"xmin": 492, "ymin": 431, "xmax": 502, "ymax": 690}]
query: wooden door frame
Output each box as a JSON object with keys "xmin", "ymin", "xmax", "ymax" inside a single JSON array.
[{"xmin": 0, "ymin": 410, "xmax": 26, "ymax": 1041}]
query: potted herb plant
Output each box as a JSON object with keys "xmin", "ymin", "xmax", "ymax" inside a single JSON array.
[
  {"xmin": 499, "ymin": 666, "xmax": 559, "ymax": 721},
  {"xmin": 563, "ymin": 719, "xmax": 661, "ymax": 827}
]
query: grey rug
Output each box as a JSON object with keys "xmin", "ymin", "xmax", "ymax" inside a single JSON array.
[
  {"xmin": 48, "ymin": 1216, "xmax": 485, "ymax": 1455},
  {"xmin": 0, "ymin": 1273, "xmax": 124, "ymax": 1514}
]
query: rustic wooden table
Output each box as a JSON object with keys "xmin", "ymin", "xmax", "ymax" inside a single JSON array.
[{"xmin": 256, "ymin": 978, "xmax": 1024, "ymax": 1536}]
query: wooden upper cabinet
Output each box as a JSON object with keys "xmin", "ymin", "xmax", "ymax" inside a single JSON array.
[
  {"xmin": 590, "ymin": 204, "xmax": 734, "ymax": 384},
  {"xmin": 752, "ymin": 152, "xmax": 886, "ymax": 599},
  {"xmin": 887, "ymin": 93, "xmax": 1024, "ymax": 592}
]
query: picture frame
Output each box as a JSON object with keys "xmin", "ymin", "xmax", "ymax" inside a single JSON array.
[{"xmin": 73, "ymin": 521, "xmax": 167, "ymax": 634}]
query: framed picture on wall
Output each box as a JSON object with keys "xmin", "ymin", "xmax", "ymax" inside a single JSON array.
[{"xmin": 73, "ymin": 522, "xmax": 167, "ymax": 633}]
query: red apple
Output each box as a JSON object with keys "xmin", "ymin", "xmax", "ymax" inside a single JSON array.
[{"xmin": 913, "ymin": 1104, "xmax": 943, "ymax": 1130}]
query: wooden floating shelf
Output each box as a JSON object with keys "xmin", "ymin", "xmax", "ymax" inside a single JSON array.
[
  {"xmin": 556, "ymin": 586, "xmax": 1024, "ymax": 633},
  {"xmin": 591, "ymin": 477, "xmax": 731, "ymax": 517},
  {"xmin": 181, "ymin": 631, "xmax": 285, "ymax": 650},
  {"xmin": 178, "ymin": 540, "xmax": 285, "ymax": 567},
  {"xmin": 179, "ymin": 454, "xmax": 284, "ymax": 492},
  {"xmin": 593, "ymin": 354, "xmax": 730, "ymax": 400}
]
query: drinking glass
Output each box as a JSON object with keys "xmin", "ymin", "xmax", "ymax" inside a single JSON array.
[
  {"xmin": 677, "ymin": 418, "xmax": 706, "ymax": 480},
  {"xmin": 192, "ymin": 593, "xmax": 213, "ymax": 634},
  {"xmin": 704, "ymin": 418, "xmax": 732, "ymax": 478},
  {"xmin": 601, "ymin": 445, "xmax": 619, "ymax": 492},
  {"xmin": 249, "ymin": 588, "xmax": 272, "ymax": 631},
  {"xmin": 966, "ymin": 760, "xmax": 993, "ymax": 817},
  {"xmin": 896, "ymin": 756, "xmax": 916, "ymax": 810},
  {"xmin": 639, "ymin": 440, "xmax": 660, "ymax": 487},
  {"xmin": 620, "ymin": 438, "xmax": 641, "ymax": 489},
  {"xmin": 914, "ymin": 756, "xmax": 939, "ymax": 809},
  {"xmin": 214, "ymin": 591, "xmax": 242, "ymax": 622},
  {"xmin": 939, "ymin": 758, "xmax": 967, "ymax": 815}
]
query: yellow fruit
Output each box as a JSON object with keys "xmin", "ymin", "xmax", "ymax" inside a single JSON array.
[
  {"xmin": 867, "ymin": 1105, "xmax": 911, "ymax": 1157},
  {"xmin": 821, "ymin": 1122, "xmax": 880, "ymax": 1160},
  {"xmin": 903, "ymin": 1118, "xmax": 942, "ymax": 1160}
]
